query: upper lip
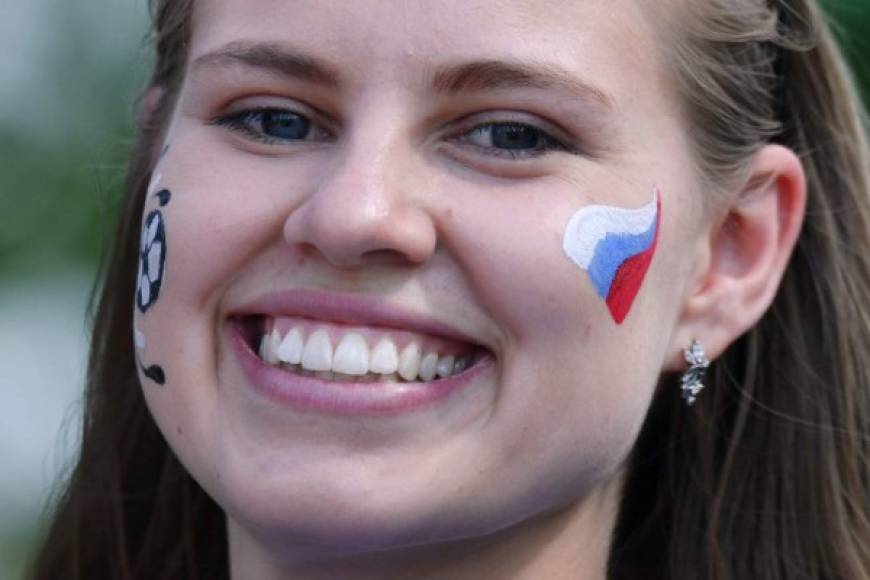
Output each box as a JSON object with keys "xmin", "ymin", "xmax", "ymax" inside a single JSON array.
[{"xmin": 231, "ymin": 288, "xmax": 485, "ymax": 349}]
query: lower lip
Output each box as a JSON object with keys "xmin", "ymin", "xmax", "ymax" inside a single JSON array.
[{"xmin": 227, "ymin": 322, "xmax": 494, "ymax": 417}]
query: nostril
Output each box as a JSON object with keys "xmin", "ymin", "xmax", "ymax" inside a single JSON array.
[{"xmin": 359, "ymin": 248, "xmax": 423, "ymax": 267}]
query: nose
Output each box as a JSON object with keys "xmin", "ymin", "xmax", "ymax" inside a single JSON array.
[{"xmin": 282, "ymin": 136, "xmax": 437, "ymax": 269}]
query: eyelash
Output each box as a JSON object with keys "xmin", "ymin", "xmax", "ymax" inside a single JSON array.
[
  {"xmin": 211, "ymin": 108, "xmax": 333, "ymax": 146},
  {"xmin": 211, "ymin": 107, "xmax": 575, "ymax": 160},
  {"xmin": 453, "ymin": 122, "xmax": 572, "ymax": 160}
]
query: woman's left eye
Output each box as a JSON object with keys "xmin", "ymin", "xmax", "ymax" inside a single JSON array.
[
  {"xmin": 453, "ymin": 122, "xmax": 571, "ymax": 159},
  {"xmin": 212, "ymin": 108, "xmax": 331, "ymax": 144}
]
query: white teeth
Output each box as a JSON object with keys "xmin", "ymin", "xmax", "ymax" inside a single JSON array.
[
  {"xmin": 258, "ymin": 323, "xmax": 476, "ymax": 383},
  {"xmin": 370, "ymin": 338, "xmax": 399, "ymax": 374},
  {"xmin": 419, "ymin": 352, "xmax": 438, "ymax": 382},
  {"xmin": 258, "ymin": 334, "xmax": 268, "ymax": 361},
  {"xmin": 301, "ymin": 329, "xmax": 333, "ymax": 371},
  {"xmin": 436, "ymin": 355, "xmax": 455, "ymax": 379},
  {"xmin": 333, "ymin": 333, "xmax": 370, "ymax": 375},
  {"xmin": 454, "ymin": 356, "xmax": 471, "ymax": 374},
  {"xmin": 277, "ymin": 327, "xmax": 304, "ymax": 364},
  {"xmin": 397, "ymin": 343, "xmax": 421, "ymax": 382},
  {"xmin": 264, "ymin": 328, "xmax": 282, "ymax": 365}
]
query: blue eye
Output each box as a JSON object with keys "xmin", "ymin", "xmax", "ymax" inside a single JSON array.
[
  {"xmin": 259, "ymin": 110, "xmax": 311, "ymax": 139},
  {"xmin": 214, "ymin": 108, "xmax": 330, "ymax": 144},
  {"xmin": 457, "ymin": 122, "xmax": 571, "ymax": 159}
]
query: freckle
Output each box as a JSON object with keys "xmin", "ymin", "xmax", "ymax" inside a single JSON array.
[
  {"xmin": 445, "ymin": 207, "xmax": 455, "ymax": 219},
  {"xmin": 176, "ymin": 426, "xmax": 183, "ymax": 435},
  {"xmin": 584, "ymin": 324, "xmax": 592, "ymax": 339}
]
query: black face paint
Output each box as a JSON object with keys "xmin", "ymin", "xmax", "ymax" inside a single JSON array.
[
  {"xmin": 136, "ymin": 181, "xmax": 172, "ymax": 386},
  {"xmin": 155, "ymin": 188, "xmax": 172, "ymax": 207},
  {"xmin": 141, "ymin": 362, "xmax": 166, "ymax": 385},
  {"xmin": 160, "ymin": 143, "xmax": 170, "ymax": 159},
  {"xmin": 137, "ymin": 209, "xmax": 167, "ymax": 313}
]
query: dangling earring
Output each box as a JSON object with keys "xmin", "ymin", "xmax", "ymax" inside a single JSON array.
[{"xmin": 681, "ymin": 340, "xmax": 710, "ymax": 406}]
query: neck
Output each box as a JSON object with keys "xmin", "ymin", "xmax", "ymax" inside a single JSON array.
[{"xmin": 228, "ymin": 477, "xmax": 622, "ymax": 580}]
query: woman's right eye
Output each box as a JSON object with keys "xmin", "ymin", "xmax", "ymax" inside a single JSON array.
[{"xmin": 212, "ymin": 108, "xmax": 332, "ymax": 145}]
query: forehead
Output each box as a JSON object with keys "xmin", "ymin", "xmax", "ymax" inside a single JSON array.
[{"xmin": 189, "ymin": 0, "xmax": 667, "ymax": 104}]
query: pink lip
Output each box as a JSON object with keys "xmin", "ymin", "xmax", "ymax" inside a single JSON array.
[
  {"xmin": 232, "ymin": 288, "xmax": 483, "ymax": 347},
  {"xmin": 226, "ymin": 289, "xmax": 495, "ymax": 416}
]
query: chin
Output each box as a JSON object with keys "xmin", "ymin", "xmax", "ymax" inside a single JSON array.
[{"xmin": 219, "ymin": 477, "xmax": 479, "ymax": 557}]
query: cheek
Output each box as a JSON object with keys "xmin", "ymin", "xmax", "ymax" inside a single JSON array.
[
  {"xmin": 442, "ymin": 192, "xmax": 592, "ymax": 341},
  {"xmin": 142, "ymin": 125, "xmax": 316, "ymax": 316},
  {"xmin": 443, "ymin": 184, "xmax": 671, "ymax": 482},
  {"xmin": 132, "ymin": 142, "xmax": 295, "ymax": 480},
  {"xmin": 446, "ymin": 185, "xmax": 658, "ymax": 345}
]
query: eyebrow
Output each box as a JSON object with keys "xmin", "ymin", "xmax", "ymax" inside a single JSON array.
[
  {"xmin": 431, "ymin": 60, "xmax": 612, "ymax": 109},
  {"xmin": 191, "ymin": 41, "xmax": 342, "ymax": 89},
  {"xmin": 191, "ymin": 41, "xmax": 613, "ymax": 110}
]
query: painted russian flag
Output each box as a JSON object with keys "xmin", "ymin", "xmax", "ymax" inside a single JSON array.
[{"xmin": 563, "ymin": 188, "xmax": 661, "ymax": 323}]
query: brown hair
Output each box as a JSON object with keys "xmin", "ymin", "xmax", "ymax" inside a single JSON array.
[
  {"xmin": 28, "ymin": 1, "xmax": 870, "ymax": 578},
  {"xmin": 611, "ymin": 1, "xmax": 870, "ymax": 578}
]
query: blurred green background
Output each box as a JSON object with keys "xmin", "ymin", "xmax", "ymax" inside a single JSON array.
[{"xmin": 0, "ymin": 1, "xmax": 867, "ymax": 578}]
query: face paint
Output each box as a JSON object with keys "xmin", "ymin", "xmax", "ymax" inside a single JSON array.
[
  {"xmin": 562, "ymin": 188, "xmax": 661, "ymax": 323},
  {"xmin": 135, "ymin": 319, "xmax": 167, "ymax": 385},
  {"xmin": 141, "ymin": 364, "xmax": 166, "ymax": 385},
  {"xmin": 135, "ymin": 317, "xmax": 167, "ymax": 385},
  {"xmin": 136, "ymin": 209, "xmax": 168, "ymax": 313},
  {"xmin": 155, "ymin": 188, "xmax": 172, "ymax": 206},
  {"xmin": 149, "ymin": 173, "xmax": 163, "ymax": 195},
  {"xmin": 135, "ymin": 155, "xmax": 173, "ymax": 386},
  {"xmin": 134, "ymin": 325, "xmax": 146, "ymax": 348}
]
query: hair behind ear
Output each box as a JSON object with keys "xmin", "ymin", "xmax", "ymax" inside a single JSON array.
[{"xmin": 611, "ymin": 1, "xmax": 870, "ymax": 578}]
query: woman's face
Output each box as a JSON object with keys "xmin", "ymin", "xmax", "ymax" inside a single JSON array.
[{"xmin": 135, "ymin": 0, "xmax": 703, "ymax": 562}]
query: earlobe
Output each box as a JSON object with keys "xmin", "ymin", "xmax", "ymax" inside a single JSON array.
[{"xmin": 665, "ymin": 145, "xmax": 807, "ymax": 371}]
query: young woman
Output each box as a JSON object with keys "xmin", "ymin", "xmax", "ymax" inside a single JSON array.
[{"xmin": 30, "ymin": 0, "xmax": 870, "ymax": 578}]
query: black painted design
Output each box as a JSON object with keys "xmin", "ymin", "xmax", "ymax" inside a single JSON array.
[
  {"xmin": 136, "ymin": 210, "xmax": 167, "ymax": 313},
  {"xmin": 160, "ymin": 143, "xmax": 170, "ymax": 159},
  {"xmin": 142, "ymin": 363, "xmax": 166, "ymax": 385},
  {"xmin": 155, "ymin": 188, "xmax": 172, "ymax": 206},
  {"xmin": 136, "ymin": 161, "xmax": 171, "ymax": 386}
]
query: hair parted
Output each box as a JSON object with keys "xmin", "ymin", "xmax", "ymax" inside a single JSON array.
[{"xmin": 28, "ymin": 1, "xmax": 870, "ymax": 578}]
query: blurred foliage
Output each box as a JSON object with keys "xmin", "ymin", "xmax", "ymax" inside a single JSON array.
[
  {"xmin": 0, "ymin": 1, "xmax": 148, "ymax": 278},
  {"xmin": 0, "ymin": 123, "xmax": 131, "ymax": 277},
  {"xmin": 0, "ymin": 0, "xmax": 868, "ymax": 281},
  {"xmin": 825, "ymin": 0, "xmax": 870, "ymax": 102}
]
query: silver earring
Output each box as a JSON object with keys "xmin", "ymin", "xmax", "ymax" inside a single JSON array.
[{"xmin": 681, "ymin": 340, "xmax": 710, "ymax": 406}]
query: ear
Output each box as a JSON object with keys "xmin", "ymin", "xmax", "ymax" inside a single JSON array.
[
  {"xmin": 664, "ymin": 144, "xmax": 807, "ymax": 370},
  {"xmin": 137, "ymin": 85, "xmax": 167, "ymax": 129}
]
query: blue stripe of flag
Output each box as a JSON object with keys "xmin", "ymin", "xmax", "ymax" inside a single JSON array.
[{"xmin": 587, "ymin": 218, "xmax": 658, "ymax": 298}]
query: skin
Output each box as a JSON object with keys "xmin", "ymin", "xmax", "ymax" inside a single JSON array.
[{"xmin": 134, "ymin": 0, "xmax": 806, "ymax": 578}]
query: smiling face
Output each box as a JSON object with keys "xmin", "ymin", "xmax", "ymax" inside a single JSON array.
[{"xmin": 134, "ymin": 0, "xmax": 706, "ymax": 572}]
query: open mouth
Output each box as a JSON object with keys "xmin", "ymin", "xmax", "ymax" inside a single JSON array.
[{"xmin": 233, "ymin": 315, "xmax": 487, "ymax": 385}]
